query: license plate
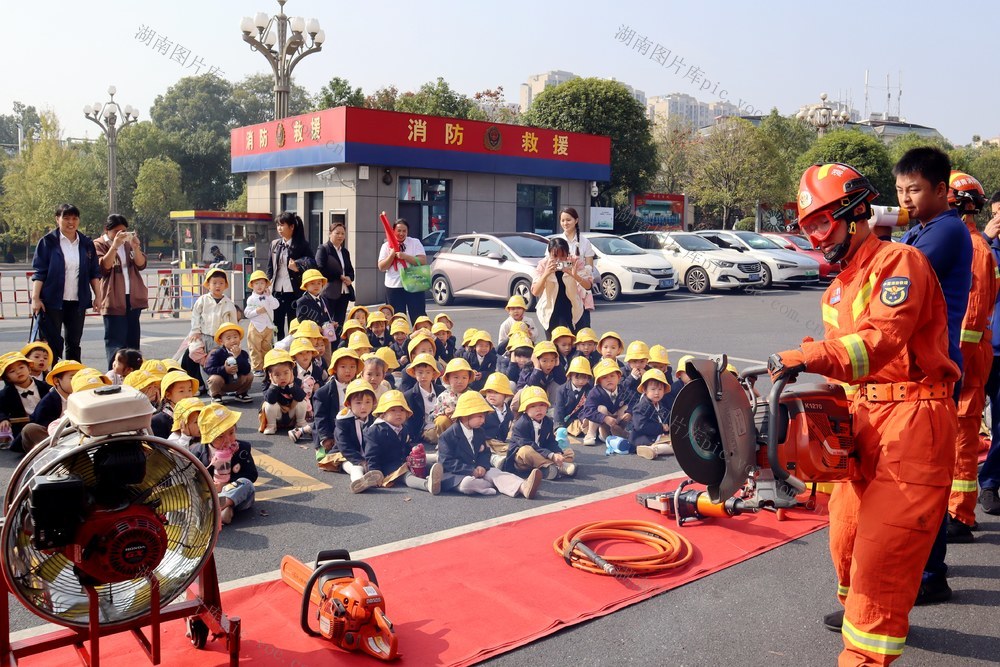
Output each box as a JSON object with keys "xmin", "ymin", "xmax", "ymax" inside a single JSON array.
[
  {"xmin": 748, "ymin": 274, "xmax": 759, "ymax": 281},
  {"xmin": 805, "ymin": 270, "xmax": 819, "ymax": 276},
  {"xmin": 658, "ymin": 279, "xmax": 674, "ymax": 289}
]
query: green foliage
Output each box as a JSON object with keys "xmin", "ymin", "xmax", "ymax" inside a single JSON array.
[
  {"xmin": 735, "ymin": 217, "xmax": 755, "ymax": 231},
  {"xmin": 224, "ymin": 180, "xmax": 248, "ymax": 212},
  {"xmin": 365, "ymin": 86, "xmax": 399, "ymax": 111},
  {"xmin": 133, "ymin": 156, "xmax": 187, "ymax": 240},
  {"xmin": 651, "ymin": 116, "xmax": 696, "ymax": 194},
  {"xmin": 231, "ymin": 73, "xmax": 314, "ymax": 126},
  {"xmin": 523, "ymin": 78, "xmax": 657, "ymax": 204},
  {"xmin": 887, "ymin": 132, "xmax": 953, "ymax": 166},
  {"xmin": 0, "ymin": 101, "xmax": 41, "ymax": 151},
  {"xmin": 968, "ymin": 146, "xmax": 1000, "ymax": 199},
  {"xmin": 794, "ymin": 129, "xmax": 894, "ymax": 205},
  {"xmin": 757, "ymin": 109, "xmax": 816, "ymax": 202},
  {"xmin": 472, "ymin": 87, "xmax": 521, "ymax": 125},
  {"xmin": 395, "ymin": 78, "xmax": 484, "ymax": 120},
  {"xmin": 316, "ymin": 76, "xmax": 365, "ymax": 110}
]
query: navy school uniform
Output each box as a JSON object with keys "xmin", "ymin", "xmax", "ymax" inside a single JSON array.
[
  {"xmin": 435, "ymin": 337, "xmax": 457, "ymax": 363},
  {"xmin": 28, "ymin": 389, "xmax": 63, "ymax": 429},
  {"xmin": 404, "ymin": 382, "xmax": 437, "ymax": 442},
  {"xmin": 294, "ymin": 292, "xmax": 334, "ymax": 328},
  {"xmin": 334, "ymin": 409, "xmax": 375, "ymax": 466},
  {"xmin": 389, "ymin": 340, "xmax": 410, "ymax": 367},
  {"xmin": 189, "ymin": 440, "xmax": 258, "ymax": 484},
  {"xmin": 264, "ymin": 378, "xmax": 307, "ymax": 407},
  {"xmin": 151, "ymin": 407, "xmax": 174, "ymax": 440},
  {"xmin": 496, "ymin": 355, "xmax": 526, "ymax": 385},
  {"xmin": 483, "ymin": 405, "xmax": 514, "ymax": 442},
  {"xmin": 662, "ymin": 379, "xmax": 684, "ymax": 414},
  {"xmin": 462, "ymin": 349, "xmax": 498, "ymax": 392},
  {"xmin": 631, "ymin": 395, "xmax": 671, "ymax": 446},
  {"xmin": 0, "ymin": 379, "xmax": 51, "ymax": 438},
  {"xmin": 437, "ymin": 421, "xmax": 492, "ymax": 477},
  {"xmin": 312, "ymin": 380, "xmax": 343, "ymax": 450},
  {"xmin": 515, "ymin": 365, "xmax": 567, "ymax": 392},
  {"xmin": 570, "ymin": 349, "xmax": 602, "ymax": 369},
  {"xmin": 504, "ymin": 413, "xmax": 561, "ymax": 474},
  {"xmin": 363, "ymin": 420, "xmax": 411, "ymax": 476},
  {"xmin": 205, "ymin": 347, "xmax": 252, "ymax": 381},
  {"xmin": 554, "ymin": 380, "xmax": 592, "ymax": 428},
  {"xmin": 580, "ymin": 384, "xmax": 628, "ymax": 424},
  {"xmin": 368, "ymin": 330, "xmax": 392, "ymax": 351},
  {"xmin": 620, "ymin": 371, "xmax": 645, "ymax": 410}
]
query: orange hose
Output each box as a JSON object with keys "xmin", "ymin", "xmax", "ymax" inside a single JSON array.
[{"xmin": 553, "ymin": 520, "xmax": 695, "ymax": 576}]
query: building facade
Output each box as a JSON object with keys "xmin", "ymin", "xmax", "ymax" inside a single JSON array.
[{"xmin": 647, "ymin": 93, "xmax": 739, "ymax": 128}]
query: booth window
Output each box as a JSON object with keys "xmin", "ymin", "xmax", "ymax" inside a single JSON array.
[
  {"xmin": 280, "ymin": 193, "xmax": 298, "ymax": 215},
  {"xmin": 516, "ymin": 185, "xmax": 559, "ymax": 235},
  {"xmin": 398, "ymin": 178, "xmax": 449, "ymax": 242}
]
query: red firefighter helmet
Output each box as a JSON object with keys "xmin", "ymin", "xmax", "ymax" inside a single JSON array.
[
  {"xmin": 797, "ymin": 163, "xmax": 879, "ymax": 255},
  {"xmin": 948, "ymin": 170, "xmax": 987, "ymax": 214}
]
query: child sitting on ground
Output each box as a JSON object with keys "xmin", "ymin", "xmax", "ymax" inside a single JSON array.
[
  {"xmin": 507, "ymin": 386, "xmax": 576, "ymax": 479},
  {"xmin": 363, "ymin": 390, "xmax": 445, "ymax": 494},
  {"xmin": 433, "ymin": 313, "xmax": 458, "ymax": 357},
  {"xmin": 347, "ymin": 305, "xmax": 369, "ymax": 328},
  {"xmin": 438, "ymin": 392, "xmax": 542, "ymax": 498},
  {"xmin": 554, "ymin": 356, "xmax": 593, "ymax": 446},
  {"xmin": 550, "ymin": 327, "xmax": 575, "ymax": 375},
  {"xmin": 339, "ymin": 320, "xmax": 366, "ymax": 351},
  {"xmin": 205, "ymin": 323, "xmax": 253, "ymax": 404},
  {"xmin": 598, "ymin": 331, "xmax": 628, "ymax": 372},
  {"xmin": 168, "ymin": 397, "xmax": 206, "ymax": 446},
  {"xmin": 433, "ymin": 357, "xmax": 475, "ymax": 435},
  {"xmin": 648, "ymin": 344, "xmax": 674, "ymax": 383},
  {"xmin": 571, "ymin": 328, "xmax": 601, "ymax": 368},
  {"xmin": 403, "ymin": 353, "xmax": 441, "ymax": 446},
  {"xmin": 375, "ymin": 347, "xmax": 400, "ymax": 389},
  {"xmin": 0, "ymin": 351, "xmax": 52, "ymax": 452},
  {"xmin": 497, "ymin": 334, "xmax": 533, "ymax": 389},
  {"xmin": 312, "ymin": 347, "xmax": 362, "ymax": 462},
  {"xmin": 366, "ymin": 311, "xmax": 391, "ymax": 350},
  {"xmin": 481, "ymin": 372, "xmax": 514, "ymax": 444},
  {"xmin": 377, "ymin": 304, "xmax": 395, "ymax": 321},
  {"xmin": 581, "ymin": 358, "xmax": 631, "ymax": 446},
  {"xmin": 389, "ymin": 320, "xmax": 411, "ymax": 366},
  {"xmin": 348, "ymin": 330, "xmax": 374, "ymax": 356},
  {"xmin": 261, "ymin": 349, "xmax": 307, "ymax": 436},
  {"xmin": 107, "ymin": 348, "xmax": 143, "ymax": 385},
  {"xmin": 399, "ymin": 332, "xmax": 437, "ymax": 392},
  {"xmin": 152, "ymin": 371, "xmax": 199, "ymax": 439},
  {"xmin": 20, "ymin": 342, "xmax": 53, "ymax": 383},
  {"xmin": 432, "ymin": 321, "xmax": 455, "ymax": 363},
  {"xmin": 193, "ymin": 405, "xmax": 258, "ymax": 525},
  {"xmin": 463, "ymin": 330, "xmax": 497, "ymax": 392},
  {"xmin": 497, "ymin": 295, "xmax": 538, "ymax": 353},
  {"xmin": 631, "ymin": 369, "xmax": 673, "ymax": 460},
  {"xmin": 244, "ymin": 270, "xmax": 279, "ymax": 377},
  {"xmin": 123, "ymin": 370, "xmax": 161, "ymax": 407},
  {"xmin": 285, "ymin": 337, "xmax": 325, "ymax": 443},
  {"xmin": 18, "ymin": 360, "xmax": 82, "ymax": 452},
  {"xmin": 514, "ymin": 341, "xmax": 567, "ymax": 411},
  {"xmin": 412, "ymin": 315, "xmax": 433, "ymax": 337},
  {"xmin": 330, "ymin": 379, "xmax": 383, "ymax": 493},
  {"xmin": 361, "ymin": 354, "xmax": 391, "ymax": 402},
  {"xmin": 621, "ymin": 341, "xmax": 650, "ymax": 411},
  {"xmin": 295, "ymin": 269, "xmax": 337, "ymax": 361}
]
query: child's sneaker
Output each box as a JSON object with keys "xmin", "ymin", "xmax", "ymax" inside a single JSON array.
[
  {"xmin": 212, "ymin": 395, "xmax": 224, "ymax": 404},
  {"xmin": 262, "ymin": 426, "xmax": 277, "ymax": 435},
  {"xmin": 636, "ymin": 445, "xmax": 656, "ymax": 460},
  {"xmin": 543, "ymin": 464, "xmax": 560, "ymax": 480},
  {"xmin": 234, "ymin": 393, "xmax": 253, "ymax": 403},
  {"xmin": 350, "ymin": 470, "xmax": 384, "ymax": 494},
  {"xmin": 220, "ymin": 507, "xmax": 234, "ymax": 525},
  {"xmin": 427, "ymin": 462, "xmax": 443, "ymax": 495},
  {"xmin": 559, "ymin": 462, "xmax": 577, "ymax": 477},
  {"xmin": 520, "ymin": 468, "xmax": 542, "ymax": 499},
  {"xmin": 582, "ymin": 435, "xmax": 598, "ymax": 446},
  {"xmin": 288, "ymin": 427, "xmax": 305, "ymax": 443}
]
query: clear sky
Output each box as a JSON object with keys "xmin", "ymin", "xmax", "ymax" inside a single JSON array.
[{"xmin": 7, "ymin": 0, "xmax": 995, "ymax": 145}]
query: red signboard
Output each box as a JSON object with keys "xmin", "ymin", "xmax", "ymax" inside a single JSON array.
[{"xmin": 633, "ymin": 193, "xmax": 685, "ymax": 229}]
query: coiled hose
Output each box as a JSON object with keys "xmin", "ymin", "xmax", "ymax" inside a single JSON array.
[{"xmin": 554, "ymin": 520, "xmax": 695, "ymax": 576}]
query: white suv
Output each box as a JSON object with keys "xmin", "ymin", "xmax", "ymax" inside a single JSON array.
[
  {"xmin": 695, "ymin": 230, "xmax": 819, "ymax": 288},
  {"xmin": 625, "ymin": 231, "xmax": 765, "ymax": 294}
]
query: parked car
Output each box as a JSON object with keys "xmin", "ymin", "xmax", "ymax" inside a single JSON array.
[
  {"xmin": 762, "ymin": 232, "xmax": 840, "ymax": 279},
  {"xmin": 625, "ymin": 231, "xmax": 766, "ymax": 294},
  {"xmin": 582, "ymin": 232, "xmax": 679, "ymax": 301},
  {"xmin": 429, "ymin": 232, "xmax": 547, "ymax": 308},
  {"xmin": 421, "ymin": 230, "xmax": 447, "ymax": 257},
  {"xmin": 694, "ymin": 230, "xmax": 820, "ymax": 288}
]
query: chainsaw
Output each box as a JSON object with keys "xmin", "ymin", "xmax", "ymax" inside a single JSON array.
[
  {"xmin": 280, "ymin": 549, "xmax": 399, "ymax": 661},
  {"xmin": 639, "ymin": 355, "xmax": 859, "ymax": 525}
]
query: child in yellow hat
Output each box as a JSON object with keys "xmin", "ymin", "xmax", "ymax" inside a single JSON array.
[
  {"xmin": 621, "ymin": 340, "xmax": 651, "ymax": 411},
  {"xmin": 497, "ymin": 295, "xmax": 538, "ymax": 353},
  {"xmin": 244, "ymin": 269, "xmax": 280, "ymax": 377},
  {"xmin": 366, "ymin": 311, "xmax": 391, "ymax": 350},
  {"xmin": 497, "ymin": 333, "xmax": 534, "ymax": 389},
  {"xmin": 514, "ymin": 340, "xmax": 566, "ymax": 402},
  {"xmin": 362, "ymin": 389, "xmax": 445, "ymax": 494},
  {"xmin": 507, "ymin": 386, "xmax": 576, "ymax": 479},
  {"xmin": 324, "ymin": 379, "xmax": 383, "ymax": 493},
  {"xmin": 152, "ymin": 371, "xmax": 199, "ymax": 439},
  {"xmin": 462, "ymin": 330, "xmax": 497, "ymax": 392},
  {"xmin": 194, "ymin": 405, "xmax": 258, "ymax": 525},
  {"xmin": 295, "ymin": 269, "xmax": 337, "ymax": 361},
  {"xmin": 580, "ymin": 358, "xmax": 631, "ymax": 446},
  {"xmin": 554, "ymin": 356, "xmax": 594, "ymax": 446},
  {"xmin": 261, "ymin": 350, "xmax": 307, "ymax": 435},
  {"xmin": 20, "ymin": 341, "xmax": 53, "ymax": 383},
  {"xmin": 205, "ymin": 323, "xmax": 253, "ymax": 404},
  {"xmin": 571, "ymin": 328, "xmax": 601, "ymax": 368},
  {"xmin": 168, "ymin": 397, "xmax": 206, "ymax": 447},
  {"xmin": 632, "ymin": 369, "xmax": 673, "ymax": 460},
  {"xmin": 16, "ymin": 359, "xmax": 84, "ymax": 453},
  {"xmin": 0, "ymin": 352, "xmax": 51, "ymax": 452},
  {"xmin": 401, "ymin": 353, "xmax": 442, "ymax": 447},
  {"xmin": 287, "ymin": 338, "xmax": 325, "ymax": 443},
  {"xmin": 312, "ymin": 348, "xmax": 362, "ymax": 461},
  {"xmin": 433, "ymin": 357, "xmax": 474, "ymax": 435},
  {"xmin": 480, "ymin": 371, "xmax": 514, "ymax": 444},
  {"xmin": 190, "ymin": 267, "xmax": 240, "ymax": 356}
]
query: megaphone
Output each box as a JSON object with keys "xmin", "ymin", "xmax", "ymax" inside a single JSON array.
[{"xmin": 868, "ymin": 205, "xmax": 909, "ymax": 229}]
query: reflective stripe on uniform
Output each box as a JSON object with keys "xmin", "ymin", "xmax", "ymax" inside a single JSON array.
[
  {"xmin": 823, "ymin": 303, "xmax": 840, "ymax": 328},
  {"xmin": 842, "ymin": 618, "xmax": 906, "ymax": 656},
  {"xmin": 841, "ymin": 333, "xmax": 870, "ymax": 380},
  {"xmin": 952, "ymin": 478, "xmax": 978, "ymax": 492},
  {"xmin": 837, "ymin": 584, "xmax": 850, "ymax": 597},
  {"xmin": 852, "ymin": 274, "xmax": 878, "ymax": 322},
  {"xmin": 960, "ymin": 329, "xmax": 983, "ymax": 343},
  {"xmin": 995, "ymin": 266, "xmax": 999, "ymax": 279}
]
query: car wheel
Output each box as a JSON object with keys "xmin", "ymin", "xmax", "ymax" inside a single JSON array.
[
  {"xmin": 431, "ymin": 275, "xmax": 454, "ymax": 306},
  {"xmin": 685, "ymin": 267, "xmax": 710, "ymax": 294},
  {"xmin": 511, "ymin": 278, "xmax": 536, "ymax": 311},
  {"xmin": 761, "ymin": 264, "xmax": 773, "ymax": 288},
  {"xmin": 600, "ymin": 274, "xmax": 621, "ymax": 302}
]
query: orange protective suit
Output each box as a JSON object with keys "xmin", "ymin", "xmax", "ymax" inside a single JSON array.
[
  {"xmin": 949, "ymin": 219, "xmax": 999, "ymax": 526},
  {"xmin": 794, "ymin": 233, "xmax": 960, "ymax": 666}
]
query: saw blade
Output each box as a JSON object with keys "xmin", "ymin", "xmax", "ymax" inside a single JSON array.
[{"xmin": 669, "ymin": 378, "xmax": 726, "ymax": 486}]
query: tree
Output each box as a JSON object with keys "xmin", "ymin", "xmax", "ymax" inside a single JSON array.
[
  {"xmin": 365, "ymin": 85, "xmax": 399, "ymax": 111},
  {"xmin": 0, "ymin": 101, "xmax": 41, "ymax": 153},
  {"xmin": 523, "ymin": 78, "xmax": 657, "ymax": 205},
  {"xmin": 651, "ymin": 116, "xmax": 696, "ymax": 194},
  {"xmin": 472, "ymin": 87, "xmax": 521, "ymax": 124},
  {"xmin": 395, "ymin": 78, "xmax": 484, "ymax": 120},
  {"xmin": 887, "ymin": 132, "xmax": 953, "ymax": 166},
  {"xmin": 231, "ymin": 73, "xmax": 314, "ymax": 126},
  {"xmin": 757, "ymin": 109, "xmax": 816, "ymax": 203},
  {"xmin": 969, "ymin": 146, "xmax": 1000, "ymax": 200},
  {"xmin": 794, "ymin": 128, "xmax": 894, "ymax": 205},
  {"xmin": 133, "ymin": 157, "xmax": 187, "ymax": 240},
  {"xmin": 688, "ymin": 118, "xmax": 785, "ymax": 229},
  {"xmin": 316, "ymin": 76, "xmax": 365, "ymax": 110}
]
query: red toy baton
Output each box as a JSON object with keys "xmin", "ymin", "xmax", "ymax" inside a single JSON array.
[{"xmin": 380, "ymin": 211, "xmax": 405, "ymax": 271}]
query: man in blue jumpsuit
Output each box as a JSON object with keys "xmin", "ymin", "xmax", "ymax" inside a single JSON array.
[{"xmin": 979, "ymin": 190, "xmax": 1000, "ymax": 515}]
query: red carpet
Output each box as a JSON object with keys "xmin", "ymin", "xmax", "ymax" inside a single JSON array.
[{"xmin": 17, "ymin": 479, "xmax": 830, "ymax": 666}]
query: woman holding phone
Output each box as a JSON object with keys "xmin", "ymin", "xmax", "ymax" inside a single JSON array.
[
  {"xmin": 531, "ymin": 237, "xmax": 592, "ymax": 337},
  {"xmin": 95, "ymin": 214, "xmax": 147, "ymax": 368}
]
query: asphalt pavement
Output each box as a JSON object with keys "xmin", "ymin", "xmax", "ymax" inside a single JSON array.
[{"xmin": 0, "ymin": 286, "xmax": 996, "ymax": 666}]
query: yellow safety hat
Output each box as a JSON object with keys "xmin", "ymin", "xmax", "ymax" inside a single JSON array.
[
  {"xmin": 348, "ymin": 331, "xmax": 373, "ymax": 351},
  {"xmin": 247, "ymin": 270, "xmax": 270, "ymax": 285},
  {"xmin": 45, "ymin": 360, "xmax": 85, "ymax": 386},
  {"xmin": 123, "ymin": 369, "xmax": 159, "ymax": 391},
  {"xmin": 327, "ymin": 347, "xmax": 362, "ymax": 375},
  {"xmin": 431, "ymin": 321, "xmax": 452, "ymax": 335},
  {"xmin": 72, "ymin": 372, "xmax": 111, "ymax": 393},
  {"xmin": 171, "ymin": 397, "xmax": 207, "ymax": 431},
  {"xmin": 340, "ymin": 319, "xmax": 365, "ymax": 339},
  {"xmin": 599, "ymin": 331, "xmax": 625, "ymax": 350},
  {"xmin": 299, "ymin": 268, "xmax": 327, "ymax": 287},
  {"xmin": 461, "ymin": 327, "xmax": 478, "ymax": 346},
  {"xmin": 289, "ymin": 337, "xmax": 318, "ymax": 357},
  {"xmin": 726, "ymin": 363, "xmax": 739, "ymax": 376},
  {"xmin": 532, "ymin": 340, "xmax": 558, "ymax": 358},
  {"xmin": 624, "ymin": 340, "xmax": 650, "ymax": 362},
  {"xmin": 676, "ymin": 355, "xmax": 695, "ymax": 375},
  {"xmin": 575, "ymin": 327, "xmax": 599, "ymax": 344},
  {"xmin": 550, "ymin": 326, "xmax": 574, "ymax": 342},
  {"xmin": 407, "ymin": 331, "xmax": 436, "ymax": 357},
  {"xmin": 390, "ymin": 319, "xmax": 411, "ymax": 336},
  {"xmin": 367, "ymin": 311, "xmax": 388, "ymax": 325},
  {"xmin": 160, "ymin": 370, "xmax": 199, "ymax": 396},
  {"xmin": 406, "ymin": 353, "xmax": 441, "ymax": 378},
  {"xmin": 375, "ymin": 346, "xmax": 400, "ymax": 370},
  {"xmin": 198, "ymin": 405, "xmax": 241, "ymax": 444},
  {"xmin": 413, "ymin": 315, "xmax": 433, "ymax": 329},
  {"xmin": 140, "ymin": 359, "xmax": 170, "ymax": 379},
  {"xmin": 507, "ymin": 333, "xmax": 533, "ymax": 351},
  {"xmin": 390, "ymin": 312, "xmax": 410, "ymax": 326},
  {"xmin": 264, "ymin": 349, "xmax": 295, "ymax": 370},
  {"xmin": 295, "ymin": 320, "xmax": 322, "ymax": 339},
  {"xmin": 344, "ymin": 378, "xmax": 377, "ymax": 403},
  {"xmin": 648, "ymin": 345, "xmax": 671, "ymax": 366},
  {"xmin": 434, "ymin": 312, "xmax": 454, "ymax": 326},
  {"xmin": 567, "ymin": 356, "xmax": 593, "ymax": 377},
  {"xmin": 213, "ymin": 323, "xmax": 244, "ymax": 344},
  {"xmin": 480, "ymin": 371, "xmax": 514, "ymax": 396},
  {"xmin": 20, "ymin": 341, "xmax": 53, "ymax": 368},
  {"xmin": 442, "ymin": 357, "xmax": 473, "ymax": 378},
  {"xmin": 470, "ymin": 330, "xmax": 494, "ymax": 347},
  {"xmin": 637, "ymin": 368, "xmax": 669, "ymax": 393},
  {"xmin": 348, "ymin": 305, "xmax": 369, "ymax": 320},
  {"xmin": 288, "ymin": 318, "xmax": 301, "ymax": 335},
  {"xmin": 518, "ymin": 385, "xmax": 551, "ymax": 409},
  {"xmin": 0, "ymin": 352, "xmax": 31, "ymax": 378},
  {"xmin": 373, "ymin": 389, "xmax": 412, "ymax": 417},
  {"xmin": 505, "ymin": 295, "xmax": 527, "ymax": 310},
  {"xmin": 202, "ymin": 267, "xmax": 229, "ymax": 287},
  {"xmin": 74, "ymin": 367, "xmax": 112, "ymax": 384},
  {"xmin": 378, "ymin": 304, "xmax": 395, "ymax": 317},
  {"xmin": 451, "ymin": 391, "xmax": 492, "ymax": 419},
  {"xmin": 161, "ymin": 358, "xmax": 183, "ymax": 372},
  {"xmin": 593, "ymin": 358, "xmax": 623, "ymax": 381}
]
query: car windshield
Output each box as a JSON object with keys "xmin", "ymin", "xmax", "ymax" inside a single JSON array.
[
  {"xmin": 500, "ymin": 235, "xmax": 548, "ymax": 259},
  {"xmin": 784, "ymin": 234, "xmax": 814, "ymax": 250},
  {"xmin": 671, "ymin": 234, "xmax": 720, "ymax": 251},
  {"xmin": 589, "ymin": 236, "xmax": 644, "ymax": 256},
  {"xmin": 734, "ymin": 231, "xmax": 782, "ymax": 250}
]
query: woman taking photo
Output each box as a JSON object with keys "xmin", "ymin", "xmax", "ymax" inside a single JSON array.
[
  {"xmin": 266, "ymin": 212, "xmax": 315, "ymax": 339},
  {"xmin": 531, "ymin": 237, "xmax": 592, "ymax": 336},
  {"xmin": 377, "ymin": 218, "xmax": 427, "ymax": 320},
  {"xmin": 315, "ymin": 222, "xmax": 355, "ymax": 327},
  {"xmin": 551, "ymin": 206, "xmax": 596, "ymax": 329}
]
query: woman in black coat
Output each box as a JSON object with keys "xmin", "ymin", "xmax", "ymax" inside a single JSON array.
[
  {"xmin": 314, "ymin": 222, "xmax": 355, "ymax": 327},
  {"xmin": 265, "ymin": 212, "xmax": 315, "ymax": 339}
]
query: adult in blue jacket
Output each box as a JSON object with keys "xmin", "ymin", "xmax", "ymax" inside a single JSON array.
[{"xmin": 31, "ymin": 204, "xmax": 102, "ymax": 363}]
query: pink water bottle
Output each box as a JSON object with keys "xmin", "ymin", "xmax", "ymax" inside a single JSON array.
[{"xmin": 407, "ymin": 444, "xmax": 427, "ymax": 478}]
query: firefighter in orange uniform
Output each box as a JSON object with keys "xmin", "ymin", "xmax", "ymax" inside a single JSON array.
[
  {"xmin": 946, "ymin": 170, "xmax": 999, "ymax": 541},
  {"xmin": 769, "ymin": 163, "xmax": 960, "ymax": 666}
]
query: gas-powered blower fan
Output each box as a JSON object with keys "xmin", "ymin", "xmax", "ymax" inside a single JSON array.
[
  {"xmin": 0, "ymin": 385, "xmax": 240, "ymax": 666},
  {"xmin": 639, "ymin": 355, "xmax": 859, "ymax": 524}
]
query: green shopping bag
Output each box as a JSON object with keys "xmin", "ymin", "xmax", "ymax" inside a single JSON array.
[{"xmin": 400, "ymin": 260, "xmax": 432, "ymax": 293}]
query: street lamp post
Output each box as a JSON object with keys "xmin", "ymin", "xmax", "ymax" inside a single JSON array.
[
  {"xmin": 240, "ymin": 0, "xmax": 325, "ymax": 120},
  {"xmin": 84, "ymin": 86, "xmax": 138, "ymax": 215},
  {"xmin": 796, "ymin": 92, "xmax": 850, "ymax": 137}
]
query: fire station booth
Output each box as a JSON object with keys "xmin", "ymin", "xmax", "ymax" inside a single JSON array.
[
  {"xmin": 169, "ymin": 210, "xmax": 274, "ymax": 269},
  {"xmin": 230, "ymin": 106, "xmax": 611, "ymax": 304}
]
